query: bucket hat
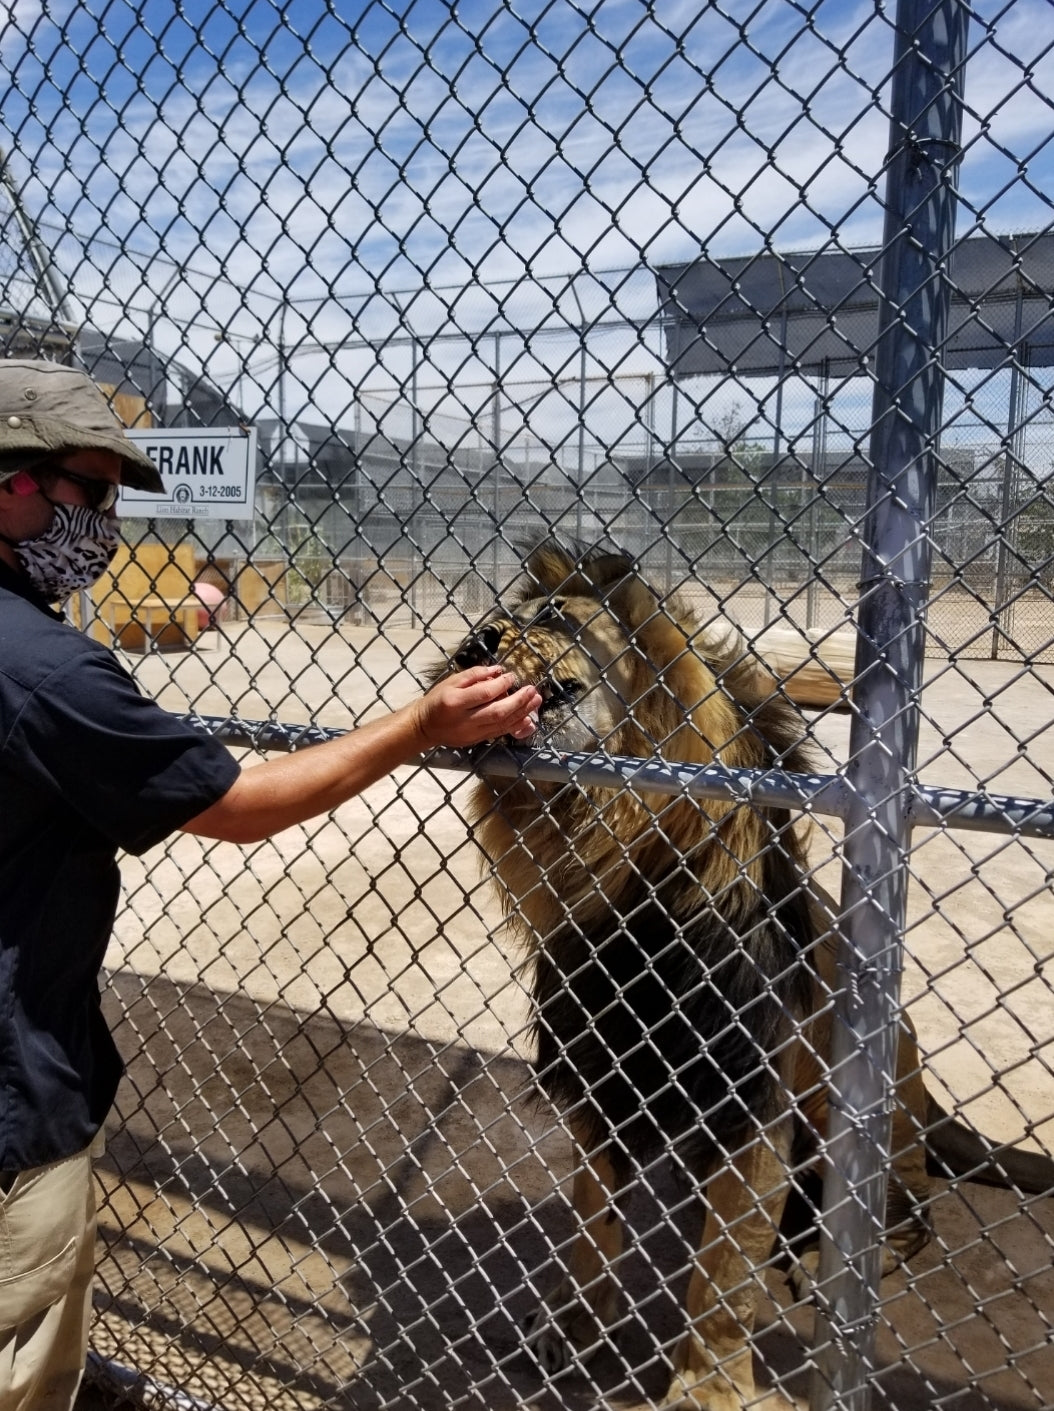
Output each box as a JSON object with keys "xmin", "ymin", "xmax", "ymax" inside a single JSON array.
[{"xmin": 0, "ymin": 359, "xmax": 163, "ymax": 493}]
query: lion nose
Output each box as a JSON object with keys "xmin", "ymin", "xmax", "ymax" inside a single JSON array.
[{"xmin": 454, "ymin": 624, "xmax": 504, "ymax": 669}]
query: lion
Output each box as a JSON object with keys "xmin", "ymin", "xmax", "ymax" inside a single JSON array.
[{"xmin": 437, "ymin": 541, "xmax": 1054, "ymax": 1410}]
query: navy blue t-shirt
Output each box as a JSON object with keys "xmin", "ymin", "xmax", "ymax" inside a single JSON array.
[{"xmin": 0, "ymin": 562, "xmax": 241, "ymax": 1170}]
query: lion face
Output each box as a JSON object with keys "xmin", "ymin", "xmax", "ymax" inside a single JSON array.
[
  {"xmin": 443, "ymin": 543, "xmax": 750, "ymax": 765},
  {"xmin": 452, "ymin": 592, "xmax": 631, "ymax": 752},
  {"xmin": 442, "ymin": 541, "xmax": 813, "ymax": 940}
]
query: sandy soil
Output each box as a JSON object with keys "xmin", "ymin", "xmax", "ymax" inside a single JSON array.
[{"xmin": 77, "ymin": 615, "xmax": 1054, "ymax": 1411}]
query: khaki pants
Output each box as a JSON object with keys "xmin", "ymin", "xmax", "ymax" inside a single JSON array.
[{"xmin": 0, "ymin": 1143, "xmax": 98, "ymax": 1411}]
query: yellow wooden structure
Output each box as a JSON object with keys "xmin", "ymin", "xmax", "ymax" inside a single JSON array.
[{"xmin": 80, "ymin": 543, "xmax": 203, "ymax": 651}]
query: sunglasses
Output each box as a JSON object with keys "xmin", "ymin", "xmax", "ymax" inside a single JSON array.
[{"xmin": 33, "ymin": 464, "xmax": 121, "ymax": 513}]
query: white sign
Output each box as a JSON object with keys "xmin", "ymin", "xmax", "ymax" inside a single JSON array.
[{"xmin": 119, "ymin": 427, "xmax": 258, "ymax": 521}]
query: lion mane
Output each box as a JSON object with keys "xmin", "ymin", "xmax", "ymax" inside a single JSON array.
[{"xmin": 449, "ymin": 540, "xmax": 816, "ymax": 1178}]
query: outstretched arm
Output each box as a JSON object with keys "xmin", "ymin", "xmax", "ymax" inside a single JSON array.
[{"xmin": 181, "ymin": 665, "xmax": 541, "ymax": 844}]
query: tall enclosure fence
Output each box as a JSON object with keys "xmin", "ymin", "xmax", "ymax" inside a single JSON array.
[{"xmin": 3, "ymin": 3, "xmax": 1054, "ymax": 1411}]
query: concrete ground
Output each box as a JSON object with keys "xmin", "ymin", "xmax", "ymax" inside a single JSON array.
[{"xmin": 77, "ymin": 610, "xmax": 1054, "ymax": 1411}]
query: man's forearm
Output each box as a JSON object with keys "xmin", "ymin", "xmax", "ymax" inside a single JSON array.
[
  {"xmin": 179, "ymin": 665, "xmax": 542, "ymax": 845},
  {"xmin": 181, "ymin": 703, "xmax": 426, "ymax": 844}
]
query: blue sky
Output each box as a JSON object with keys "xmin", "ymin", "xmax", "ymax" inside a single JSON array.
[
  {"xmin": 9, "ymin": 0, "xmax": 1051, "ymax": 296},
  {"xmin": 2, "ymin": 0, "xmax": 1053, "ymax": 443}
]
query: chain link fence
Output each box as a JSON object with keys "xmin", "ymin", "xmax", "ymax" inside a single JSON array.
[{"xmin": 3, "ymin": 0, "xmax": 1054, "ymax": 1408}]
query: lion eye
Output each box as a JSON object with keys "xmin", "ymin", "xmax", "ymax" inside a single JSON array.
[
  {"xmin": 525, "ymin": 597, "xmax": 568, "ymax": 629},
  {"xmin": 542, "ymin": 679, "xmax": 584, "ymax": 708}
]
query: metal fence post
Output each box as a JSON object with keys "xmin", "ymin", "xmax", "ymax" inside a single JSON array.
[
  {"xmin": 810, "ymin": 2, "xmax": 969, "ymax": 1408},
  {"xmin": 992, "ymin": 263, "xmax": 1027, "ymax": 658}
]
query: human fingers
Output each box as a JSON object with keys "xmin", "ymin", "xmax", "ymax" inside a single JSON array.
[
  {"xmin": 448, "ymin": 663, "xmax": 509, "ymax": 691},
  {"xmin": 415, "ymin": 672, "xmax": 538, "ymax": 747},
  {"xmin": 483, "ymin": 682, "xmax": 542, "ymax": 738},
  {"xmin": 451, "ymin": 681, "xmax": 541, "ymax": 741},
  {"xmin": 468, "ymin": 668, "xmax": 521, "ymax": 704},
  {"xmin": 508, "ymin": 704, "xmax": 541, "ymax": 741},
  {"xmin": 440, "ymin": 664, "xmax": 522, "ymax": 709}
]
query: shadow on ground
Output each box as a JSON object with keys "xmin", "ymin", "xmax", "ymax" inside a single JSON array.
[{"xmin": 78, "ymin": 968, "xmax": 1054, "ymax": 1411}]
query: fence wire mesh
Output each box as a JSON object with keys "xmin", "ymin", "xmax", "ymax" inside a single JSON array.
[{"xmin": 2, "ymin": 1, "xmax": 1054, "ymax": 1409}]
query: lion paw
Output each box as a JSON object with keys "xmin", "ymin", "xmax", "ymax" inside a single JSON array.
[
  {"xmin": 784, "ymin": 1248, "xmax": 821, "ymax": 1304},
  {"xmin": 663, "ymin": 1338, "xmax": 800, "ymax": 1411},
  {"xmin": 524, "ymin": 1276, "xmax": 619, "ymax": 1375},
  {"xmin": 660, "ymin": 1378, "xmax": 744, "ymax": 1410},
  {"xmin": 661, "ymin": 1380, "xmax": 797, "ymax": 1410}
]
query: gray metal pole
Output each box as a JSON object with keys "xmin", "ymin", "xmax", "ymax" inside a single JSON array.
[
  {"xmin": 0, "ymin": 146, "xmax": 73, "ymax": 331},
  {"xmin": 992, "ymin": 265, "xmax": 1026, "ymax": 659},
  {"xmin": 810, "ymin": 2, "xmax": 969, "ymax": 1409},
  {"xmin": 568, "ymin": 282, "xmax": 588, "ymax": 544},
  {"xmin": 410, "ymin": 338, "xmax": 421, "ymax": 619},
  {"xmin": 181, "ymin": 712, "xmax": 1054, "ymax": 842},
  {"xmin": 765, "ymin": 308, "xmax": 788, "ymax": 628},
  {"xmin": 807, "ymin": 360, "xmax": 829, "ymax": 630},
  {"xmin": 0, "ymin": 147, "xmax": 97, "ymax": 634},
  {"xmin": 492, "ymin": 331, "xmax": 502, "ymax": 590},
  {"xmin": 667, "ymin": 378, "xmax": 679, "ymax": 590}
]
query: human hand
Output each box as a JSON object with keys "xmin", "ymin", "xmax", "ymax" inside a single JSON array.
[{"xmin": 412, "ymin": 665, "xmax": 542, "ymax": 749}]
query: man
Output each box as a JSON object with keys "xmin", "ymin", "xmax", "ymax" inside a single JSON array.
[{"xmin": 0, "ymin": 359, "xmax": 541, "ymax": 1410}]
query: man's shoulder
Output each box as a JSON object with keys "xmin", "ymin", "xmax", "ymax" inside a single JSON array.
[{"xmin": 0, "ymin": 587, "xmax": 121, "ymax": 698}]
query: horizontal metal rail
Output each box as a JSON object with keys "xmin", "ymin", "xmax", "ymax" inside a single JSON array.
[
  {"xmin": 180, "ymin": 714, "xmax": 1054, "ymax": 841},
  {"xmin": 86, "ymin": 1351, "xmax": 218, "ymax": 1411}
]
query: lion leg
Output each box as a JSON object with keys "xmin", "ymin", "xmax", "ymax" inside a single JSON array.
[
  {"xmin": 526, "ymin": 1143, "xmax": 625, "ymax": 1376},
  {"xmin": 665, "ymin": 1132, "xmax": 792, "ymax": 1411}
]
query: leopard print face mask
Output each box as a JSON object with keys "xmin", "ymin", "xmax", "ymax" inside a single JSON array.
[{"xmin": 12, "ymin": 501, "xmax": 120, "ymax": 601}]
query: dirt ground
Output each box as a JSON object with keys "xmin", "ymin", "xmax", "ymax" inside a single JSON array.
[{"xmin": 77, "ymin": 614, "xmax": 1054, "ymax": 1411}]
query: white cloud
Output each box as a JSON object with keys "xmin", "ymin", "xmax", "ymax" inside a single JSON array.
[{"xmin": 2, "ymin": 0, "xmax": 1052, "ymax": 431}]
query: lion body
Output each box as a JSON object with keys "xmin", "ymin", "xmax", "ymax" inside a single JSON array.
[
  {"xmin": 443, "ymin": 542, "xmax": 1051, "ymax": 1409},
  {"xmin": 462, "ymin": 545, "xmax": 816, "ymax": 1178}
]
